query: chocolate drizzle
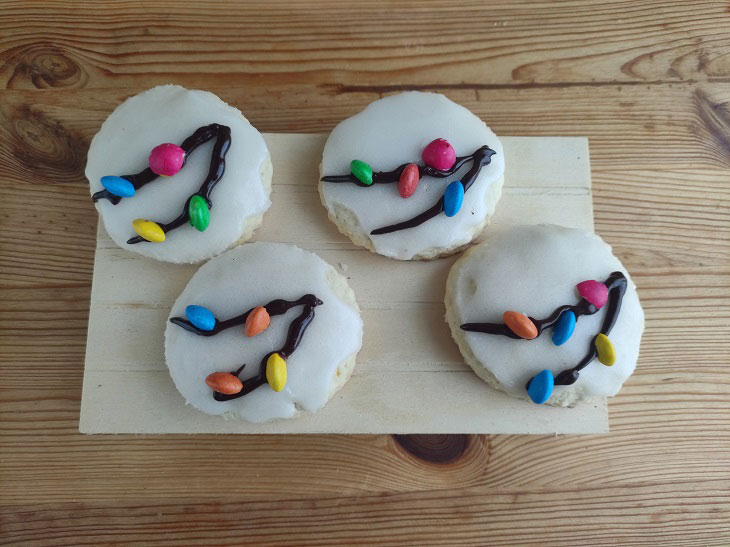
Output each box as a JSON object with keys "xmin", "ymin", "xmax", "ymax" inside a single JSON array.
[
  {"xmin": 170, "ymin": 294, "xmax": 323, "ymax": 400},
  {"xmin": 320, "ymin": 145, "xmax": 496, "ymax": 235},
  {"xmin": 460, "ymin": 272, "xmax": 627, "ymax": 387},
  {"xmin": 91, "ymin": 124, "xmax": 232, "ymax": 244},
  {"xmin": 93, "ymin": 124, "xmax": 229, "ymax": 204}
]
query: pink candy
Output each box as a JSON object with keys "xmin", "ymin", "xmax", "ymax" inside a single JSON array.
[
  {"xmin": 576, "ymin": 280, "xmax": 609, "ymax": 309},
  {"xmin": 149, "ymin": 143, "xmax": 185, "ymax": 176},
  {"xmin": 422, "ymin": 138, "xmax": 456, "ymax": 171}
]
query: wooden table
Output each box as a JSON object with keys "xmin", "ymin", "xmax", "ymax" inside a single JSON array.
[{"xmin": 1, "ymin": 1, "xmax": 729, "ymax": 544}]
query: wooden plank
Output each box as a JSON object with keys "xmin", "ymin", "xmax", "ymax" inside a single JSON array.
[
  {"xmin": 2, "ymin": 482, "xmax": 729, "ymax": 546},
  {"xmin": 2, "ymin": 0, "xmax": 728, "ymax": 90},
  {"xmin": 79, "ymin": 134, "xmax": 607, "ymax": 434}
]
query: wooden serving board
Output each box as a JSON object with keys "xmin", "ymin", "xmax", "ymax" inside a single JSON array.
[{"xmin": 80, "ymin": 134, "xmax": 605, "ymax": 434}]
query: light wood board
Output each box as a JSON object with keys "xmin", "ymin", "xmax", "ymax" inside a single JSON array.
[{"xmin": 79, "ymin": 133, "xmax": 604, "ymax": 434}]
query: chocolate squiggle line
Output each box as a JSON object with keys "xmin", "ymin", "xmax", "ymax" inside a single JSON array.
[
  {"xmin": 460, "ymin": 271, "xmax": 627, "ymax": 387},
  {"xmin": 126, "ymin": 124, "xmax": 231, "ymax": 244},
  {"xmin": 92, "ymin": 124, "xmax": 229, "ymax": 206},
  {"xmin": 320, "ymin": 145, "xmax": 496, "ymax": 235},
  {"xmin": 170, "ymin": 294, "xmax": 322, "ymax": 401}
]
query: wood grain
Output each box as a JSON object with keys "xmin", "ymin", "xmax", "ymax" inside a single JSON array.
[{"xmin": 1, "ymin": 0, "xmax": 729, "ymax": 544}]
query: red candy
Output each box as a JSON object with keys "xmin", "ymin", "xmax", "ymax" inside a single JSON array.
[
  {"xmin": 422, "ymin": 138, "xmax": 456, "ymax": 171},
  {"xmin": 398, "ymin": 163, "xmax": 420, "ymax": 198},
  {"xmin": 149, "ymin": 143, "xmax": 185, "ymax": 176},
  {"xmin": 576, "ymin": 280, "xmax": 609, "ymax": 309}
]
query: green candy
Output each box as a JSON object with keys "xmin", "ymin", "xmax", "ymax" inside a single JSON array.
[
  {"xmin": 350, "ymin": 159, "xmax": 373, "ymax": 186},
  {"xmin": 188, "ymin": 194, "xmax": 210, "ymax": 232}
]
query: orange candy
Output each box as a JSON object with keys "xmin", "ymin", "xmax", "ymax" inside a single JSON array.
[
  {"xmin": 503, "ymin": 311, "xmax": 538, "ymax": 339},
  {"xmin": 245, "ymin": 306, "xmax": 271, "ymax": 337},
  {"xmin": 205, "ymin": 372, "xmax": 243, "ymax": 395}
]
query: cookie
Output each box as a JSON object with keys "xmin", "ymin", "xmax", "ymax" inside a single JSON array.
[
  {"xmin": 445, "ymin": 224, "xmax": 644, "ymax": 406},
  {"xmin": 164, "ymin": 242, "xmax": 363, "ymax": 422},
  {"xmin": 319, "ymin": 91, "xmax": 505, "ymax": 260},
  {"xmin": 86, "ymin": 85, "xmax": 272, "ymax": 263}
]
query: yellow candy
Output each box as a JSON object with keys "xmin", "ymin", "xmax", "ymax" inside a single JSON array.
[
  {"xmin": 595, "ymin": 333, "xmax": 616, "ymax": 366},
  {"xmin": 265, "ymin": 353, "xmax": 287, "ymax": 392},
  {"xmin": 132, "ymin": 218, "xmax": 165, "ymax": 243}
]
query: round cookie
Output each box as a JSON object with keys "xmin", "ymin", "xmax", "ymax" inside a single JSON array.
[
  {"xmin": 86, "ymin": 85, "xmax": 272, "ymax": 263},
  {"xmin": 319, "ymin": 92, "xmax": 505, "ymax": 261},
  {"xmin": 165, "ymin": 242, "xmax": 363, "ymax": 422},
  {"xmin": 445, "ymin": 224, "xmax": 644, "ymax": 406}
]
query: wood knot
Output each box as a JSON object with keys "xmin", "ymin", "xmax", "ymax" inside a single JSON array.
[
  {"xmin": 7, "ymin": 105, "xmax": 86, "ymax": 184},
  {"xmin": 694, "ymin": 89, "xmax": 730, "ymax": 167},
  {"xmin": 4, "ymin": 44, "xmax": 87, "ymax": 89},
  {"xmin": 393, "ymin": 434, "xmax": 469, "ymax": 464}
]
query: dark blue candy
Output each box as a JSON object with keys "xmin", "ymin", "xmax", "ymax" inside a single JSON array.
[
  {"xmin": 185, "ymin": 305, "xmax": 216, "ymax": 331},
  {"xmin": 527, "ymin": 369, "xmax": 554, "ymax": 404},
  {"xmin": 443, "ymin": 180, "xmax": 464, "ymax": 217},
  {"xmin": 552, "ymin": 310, "xmax": 576, "ymax": 346},
  {"xmin": 101, "ymin": 175, "xmax": 136, "ymax": 198}
]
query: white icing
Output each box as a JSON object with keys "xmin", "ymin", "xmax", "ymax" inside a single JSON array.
[
  {"xmin": 164, "ymin": 242, "xmax": 363, "ymax": 422},
  {"xmin": 86, "ymin": 85, "xmax": 271, "ymax": 263},
  {"xmin": 320, "ymin": 92, "xmax": 505, "ymax": 260},
  {"xmin": 448, "ymin": 225, "xmax": 644, "ymax": 404}
]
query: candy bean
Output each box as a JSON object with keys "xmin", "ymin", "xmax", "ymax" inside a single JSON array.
[
  {"xmin": 101, "ymin": 175, "xmax": 135, "ymax": 198},
  {"xmin": 245, "ymin": 306, "xmax": 270, "ymax": 337},
  {"xmin": 503, "ymin": 311, "xmax": 538, "ymax": 339},
  {"xmin": 149, "ymin": 143, "xmax": 185, "ymax": 176},
  {"xmin": 205, "ymin": 372, "xmax": 243, "ymax": 395},
  {"xmin": 527, "ymin": 369, "xmax": 554, "ymax": 404},
  {"xmin": 552, "ymin": 310, "xmax": 576, "ymax": 346},
  {"xmin": 185, "ymin": 305, "xmax": 216, "ymax": 331},
  {"xmin": 350, "ymin": 160, "xmax": 373, "ymax": 185},
  {"xmin": 131, "ymin": 219, "xmax": 165, "ymax": 243},
  {"xmin": 266, "ymin": 353, "xmax": 287, "ymax": 392},
  {"xmin": 422, "ymin": 138, "xmax": 456, "ymax": 170},
  {"xmin": 577, "ymin": 279, "xmax": 609, "ymax": 309},
  {"xmin": 188, "ymin": 194, "xmax": 210, "ymax": 232},
  {"xmin": 595, "ymin": 333, "xmax": 617, "ymax": 366},
  {"xmin": 443, "ymin": 180, "xmax": 464, "ymax": 217},
  {"xmin": 398, "ymin": 163, "xmax": 420, "ymax": 198}
]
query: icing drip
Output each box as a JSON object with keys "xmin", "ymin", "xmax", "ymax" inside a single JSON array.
[
  {"xmin": 321, "ymin": 145, "xmax": 496, "ymax": 235},
  {"xmin": 460, "ymin": 271, "xmax": 627, "ymax": 387},
  {"xmin": 170, "ymin": 294, "xmax": 322, "ymax": 400}
]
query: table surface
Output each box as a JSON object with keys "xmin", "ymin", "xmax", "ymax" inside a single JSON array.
[{"xmin": 1, "ymin": 1, "xmax": 728, "ymax": 545}]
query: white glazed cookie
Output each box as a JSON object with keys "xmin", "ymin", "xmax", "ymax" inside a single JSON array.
[
  {"xmin": 164, "ymin": 242, "xmax": 363, "ymax": 422},
  {"xmin": 445, "ymin": 224, "xmax": 644, "ymax": 406},
  {"xmin": 86, "ymin": 85, "xmax": 272, "ymax": 263},
  {"xmin": 319, "ymin": 92, "xmax": 505, "ymax": 260}
]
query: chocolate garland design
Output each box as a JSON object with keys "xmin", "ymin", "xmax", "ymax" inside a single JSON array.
[
  {"xmin": 170, "ymin": 294, "xmax": 322, "ymax": 401},
  {"xmin": 461, "ymin": 271, "xmax": 627, "ymax": 389},
  {"xmin": 92, "ymin": 123, "xmax": 231, "ymax": 244},
  {"xmin": 321, "ymin": 145, "xmax": 496, "ymax": 235}
]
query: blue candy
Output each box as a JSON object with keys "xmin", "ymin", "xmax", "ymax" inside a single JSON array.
[
  {"xmin": 552, "ymin": 310, "xmax": 576, "ymax": 346},
  {"xmin": 443, "ymin": 180, "xmax": 464, "ymax": 217},
  {"xmin": 185, "ymin": 305, "xmax": 216, "ymax": 331},
  {"xmin": 101, "ymin": 175, "xmax": 136, "ymax": 198},
  {"xmin": 527, "ymin": 369, "xmax": 554, "ymax": 404}
]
